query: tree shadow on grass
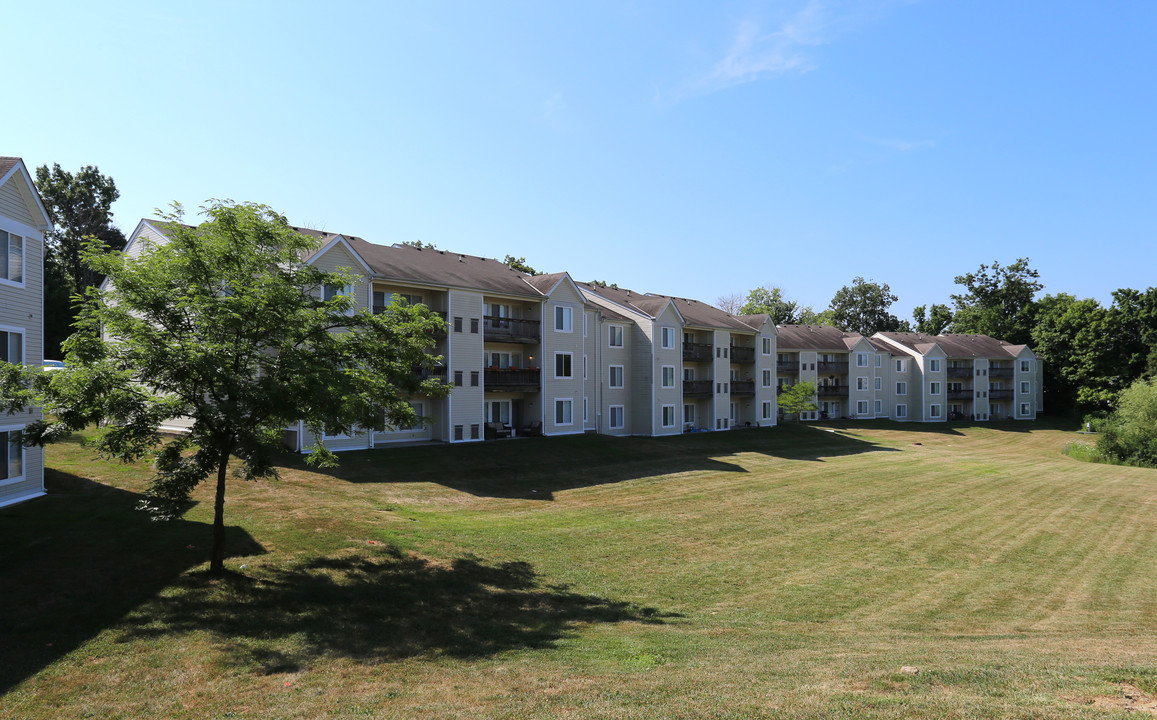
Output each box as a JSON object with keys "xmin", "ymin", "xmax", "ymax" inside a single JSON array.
[
  {"xmin": 116, "ymin": 548, "xmax": 678, "ymax": 673},
  {"xmin": 298, "ymin": 423, "xmax": 899, "ymax": 500},
  {"xmin": 0, "ymin": 468, "xmax": 263, "ymax": 693}
]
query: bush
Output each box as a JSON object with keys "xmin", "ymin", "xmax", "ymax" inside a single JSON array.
[{"xmin": 1096, "ymin": 379, "xmax": 1157, "ymax": 468}]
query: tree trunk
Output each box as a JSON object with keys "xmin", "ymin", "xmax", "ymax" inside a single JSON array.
[{"xmin": 209, "ymin": 449, "xmax": 230, "ymax": 574}]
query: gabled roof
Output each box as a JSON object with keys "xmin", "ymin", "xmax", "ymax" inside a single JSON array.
[
  {"xmin": 346, "ymin": 239, "xmax": 543, "ymax": 298},
  {"xmin": 776, "ymin": 324, "xmax": 864, "ymax": 351},
  {"xmin": 866, "ymin": 337, "xmax": 912, "ymax": 356},
  {"xmin": 578, "ymin": 282, "xmax": 678, "ymax": 320},
  {"xmin": 0, "ymin": 157, "xmax": 19, "ymax": 178},
  {"xmin": 0, "ymin": 156, "xmax": 52, "ymax": 230},
  {"xmin": 875, "ymin": 332, "xmax": 1027, "ymax": 359},
  {"xmin": 646, "ymin": 293, "xmax": 754, "ymax": 333}
]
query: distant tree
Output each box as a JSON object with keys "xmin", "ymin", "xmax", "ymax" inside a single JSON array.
[
  {"xmin": 588, "ymin": 280, "xmax": 619, "ymax": 290},
  {"xmin": 827, "ymin": 277, "xmax": 906, "ymax": 336},
  {"xmin": 1106, "ymin": 287, "xmax": 1157, "ymax": 386},
  {"xmin": 739, "ymin": 285, "xmax": 800, "ymax": 324},
  {"xmin": 796, "ymin": 307, "xmax": 836, "ymax": 327},
  {"xmin": 716, "ymin": 292, "xmax": 743, "ymax": 314},
  {"xmin": 34, "ymin": 163, "xmax": 128, "ymax": 358},
  {"xmin": 504, "ymin": 255, "xmax": 541, "ymax": 276},
  {"xmin": 2, "ymin": 201, "xmax": 449, "ymax": 573},
  {"xmin": 949, "ymin": 258, "xmax": 1042, "ymax": 345},
  {"xmin": 912, "ymin": 303, "xmax": 953, "ymax": 335},
  {"xmin": 1146, "ymin": 346, "xmax": 1157, "ymax": 381},
  {"xmin": 777, "ymin": 381, "xmax": 818, "ymax": 420},
  {"xmin": 1097, "ymin": 378, "xmax": 1157, "ymax": 468},
  {"xmin": 401, "ymin": 240, "xmax": 437, "ymax": 249},
  {"xmin": 1031, "ymin": 293, "xmax": 1114, "ymax": 413}
]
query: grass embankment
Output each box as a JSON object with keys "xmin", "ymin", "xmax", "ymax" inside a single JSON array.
[{"xmin": 4, "ymin": 421, "xmax": 1157, "ymax": 718}]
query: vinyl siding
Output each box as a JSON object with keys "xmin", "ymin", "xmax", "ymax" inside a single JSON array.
[
  {"xmin": 542, "ymin": 282, "xmax": 585, "ymax": 436},
  {"xmin": 448, "ymin": 290, "xmax": 485, "ymax": 441},
  {"xmin": 651, "ymin": 305, "xmax": 683, "ymax": 436},
  {"xmin": 0, "ymin": 176, "xmax": 35, "ymax": 227}
]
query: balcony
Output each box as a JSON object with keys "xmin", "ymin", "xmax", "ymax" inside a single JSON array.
[
  {"xmin": 817, "ymin": 361, "xmax": 849, "ymax": 374},
  {"xmin": 989, "ymin": 389, "xmax": 1014, "ymax": 400},
  {"xmin": 777, "ymin": 360, "xmax": 800, "ymax": 373},
  {"xmin": 948, "ymin": 366, "xmax": 973, "ymax": 379},
  {"xmin": 683, "ymin": 379, "xmax": 713, "ymax": 398},
  {"xmin": 484, "ymin": 316, "xmax": 540, "ymax": 344},
  {"xmin": 947, "ymin": 389, "xmax": 973, "ymax": 401},
  {"xmin": 484, "ymin": 368, "xmax": 540, "ymax": 392},
  {"xmin": 990, "ymin": 367, "xmax": 1014, "ymax": 379},
  {"xmin": 731, "ymin": 380, "xmax": 755, "ymax": 396},
  {"xmin": 817, "ymin": 385, "xmax": 848, "ymax": 397},
  {"xmin": 375, "ymin": 307, "xmax": 448, "ymax": 338},
  {"xmin": 730, "ymin": 346, "xmax": 755, "ymax": 364},
  {"xmin": 683, "ymin": 342, "xmax": 713, "ymax": 362},
  {"xmin": 413, "ymin": 365, "xmax": 448, "ymax": 382}
]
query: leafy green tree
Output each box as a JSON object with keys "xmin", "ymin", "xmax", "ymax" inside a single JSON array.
[
  {"xmin": 34, "ymin": 163, "xmax": 128, "ymax": 358},
  {"xmin": 3, "ymin": 201, "xmax": 449, "ymax": 573},
  {"xmin": 796, "ymin": 307, "xmax": 836, "ymax": 326},
  {"xmin": 827, "ymin": 277, "xmax": 906, "ymax": 336},
  {"xmin": 504, "ymin": 255, "xmax": 541, "ymax": 276},
  {"xmin": 1030, "ymin": 293, "xmax": 1114, "ymax": 413},
  {"xmin": 740, "ymin": 285, "xmax": 800, "ymax": 324},
  {"xmin": 949, "ymin": 258, "xmax": 1042, "ymax": 345},
  {"xmin": 1146, "ymin": 346, "xmax": 1157, "ymax": 380},
  {"xmin": 1106, "ymin": 287, "xmax": 1157, "ymax": 385},
  {"xmin": 401, "ymin": 240, "xmax": 437, "ymax": 249},
  {"xmin": 1097, "ymin": 378, "xmax": 1157, "ymax": 467},
  {"xmin": 912, "ymin": 303, "xmax": 953, "ymax": 335},
  {"xmin": 777, "ymin": 381, "xmax": 818, "ymax": 420}
]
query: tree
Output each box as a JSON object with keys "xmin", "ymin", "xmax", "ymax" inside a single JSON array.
[
  {"xmin": 777, "ymin": 381, "xmax": 818, "ymax": 420},
  {"xmin": 912, "ymin": 303, "xmax": 953, "ymax": 335},
  {"xmin": 1097, "ymin": 378, "xmax": 1157, "ymax": 467},
  {"xmin": 716, "ymin": 292, "xmax": 742, "ymax": 314},
  {"xmin": 796, "ymin": 307, "xmax": 836, "ymax": 326},
  {"xmin": 504, "ymin": 255, "xmax": 541, "ymax": 276},
  {"xmin": 5, "ymin": 201, "xmax": 449, "ymax": 573},
  {"xmin": 739, "ymin": 285, "xmax": 800, "ymax": 324},
  {"xmin": 400, "ymin": 240, "xmax": 437, "ymax": 249},
  {"xmin": 827, "ymin": 277, "xmax": 906, "ymax": 336},
  {"xmin": 949, "ymin": 258, "xmax": 1042, "ymax": 345},
  {"xmin": 1030, "ymin": 293, "xmax": 1114, "ymax": 413},
  {"xmin": 34, "ymin": 163, "xmax": 128, "ymax": 358},
  {"xmin": 1106, "ymin": 287, "xmax": 1157, "ymax": 386}
]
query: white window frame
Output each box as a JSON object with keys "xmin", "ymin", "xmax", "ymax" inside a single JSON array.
[
  {"xmin": 583, "ymin": 313, "xmax": 588, "ymax": 337},
  {"xmin": 583, "ymin": 397, "xmax": 588, "ymax": 423},
  {"xmin": 856, "ymin": 353, "xmax": 869, "ymax": 367},
  {"xmin": 0, "ymin": 425, "xmax": 26, "ymax": 485},
  {"xmin": 555, "ymin": 306, "xmax": 573, "ymax": 333},
  {"xmin": 1020, "ymin": 359, "xmax": 1031, "ymax": 372},
  {"xmin": 857, "ymin": 400, "xmax": 869, "ymax": 415},
  {"xmin": 583, "ymin": 354, "xmax": 588, "ymax": 380},
  {"xmin": 554, "ymin": 352, "xmax": 573, "ymax": 379},
  {"xmin": 661, "ymin": 365, "xmax": 675, "ymax": 388},
  {"xmin": 875, "ymin": 354, "xmax": 882, "ymax": 367},
  {"xmin": 684, "ymin": 403, "xmax": 696, "ymax": 424},
  {"xmin": 929, "ymin": 359, "xmax": 942, "ymax": 372},
  {"xmin": 0, "ymin": 326, "xmax": 26, "ymax": 366},
  {"xmin": 856, "ymin": 376, "xmax": 868, "ymax": 391},
  {"xmin": 762, "ymin": 337, "xmax": 772, "ymax": 355},
  {"xmin": 896, "ymin": 404, "xmax": 907, "ymax": 418},
  {"xmin": 874, "ymin": 377, "xmax": 882, "ymax": 391},
  {"xmin": 930, "ymin": 381, "xmax": 941, "ymax": 395},
  {"xmin": 609, "ymin": 325, "xmax": 624, "ymax": 348},
  {"xmin": 930, "ymin": 404, "xmax": 941, "ymax": 418},
  {"xmin": 609, "ymin": 404, "xmax": 625, "ymax": 429},
  {"xmin": 875, "ymin": 399, "xmax": 883, "ymax": 414},
  {"xmin": 762, "ymin": 369, "xmax": 772, "ymax": 388},
  {"xmin": 1020, "ymin": 381, "xmax": 1030, "ymax": 394},
  {"xmin": 895, "ymin": 359, "xmax": 907, "ymax": 372},
  {"xmin": 555, "ymin": 398, "xmax": 574, "ymax": 426},
  {"xmin": 762, "ymin": 402, "xmax": 772, "ymax": 420},
  {"xmin": 660, "ymin": 327, "xmax": 676, "ymax": 349},
  {"xmin": 661, "ymin": 404, "xmax": 676, "ymax": 428},
  {"xmin": 484, "ymin": 400, "xmax": 510, "ymax": 425},
  {"xmin": 0, "ymin": 230, "xmax": 25, "ymax": 287},
  {"xmin": 609, "ymin": 365, "xmax": 624, "ymax": 389},
  {"xmin": 896, "ymin": 381, "xmax": 907, "ymax": 395},
  {"xmin": 1020, "ymin": 402, "xmax": 1031, "ymax": 416}
]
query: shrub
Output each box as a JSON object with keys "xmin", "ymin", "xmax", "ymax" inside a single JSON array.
[{"xmin": 1097, "ymin": 379, "xmax": 1157, "ymax": 468}]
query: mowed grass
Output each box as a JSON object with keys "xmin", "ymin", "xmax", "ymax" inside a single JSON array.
[{"xmin": 4, "ymin": 420, "xmax": 1157, "ymax": 718}]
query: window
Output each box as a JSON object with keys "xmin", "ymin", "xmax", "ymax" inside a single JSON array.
[
  {"xmin": 723, "ymin": 347, "xmax": 729, "ymax": 359},
  {"xmin": 856, "ymin": 353, "xmax": 869, "ymax": 367},
  {"xmin": 470, "ymin": 371, "xmax": 479, "ymax": 387},
  {"xmin": 1020, "ymin": 359, "xmax": 1031, "ymax": 372},
  {"xmin": 610, "ymin": 405, "xmax": 625, "ymax": 429},
  {"xmin": 555, "ymin": 399, "xmax": 573, "ymax": 425},
  {"xmin": 0, "ymin": 329, "xmax": 24, "ymax": 365},
  {"xmin": 895, "ymin": 359, "xmax": 907, "ymax": 372},
  {"xmin": 555, "ymin": 306, "xmax": 573, "ymax": 332},
  {"xmin": 0, "ymin": 231, "xmax": 24, "ymax": 284},
  {"xmin": 762, "ymin": 337, "xmax": 772, "ymax": 355},
  {"xmin": 683, "ymin": 367, "xmax": 695, "ymax": 381},
  {"xmin": 584, "ymin": 397, "xmax": 588, "ymax": 423},
  {"xmin": 661, "ymin": 405, "xmax": 676, "ymax": 428},
  {"xmin": 874, "ymin": 377, "xmax": 882, "ymax": 391},
  {"xmin": 930, "ymin": 404, "xmax": 941, "ymax": 418},
  {"xmin": 717, "ymin": 347, "xmax": 722, "ymax": 358},
  {"xmin": 609, "ymin": 325, "xmax": 624, "ymax": 347},
  {"xmin": 401, "ymin": 293, "xmax": 424, "ymax": 306},
  {"xmin": 583, "ymin": 313, "xmax": 587, "ymax": 337},
  {"xmin": 1020, "ymin": 381, "xmax": 1030, "ymax": 393},
  {"xmin": 0, "ymin": 428, "xmax": 23, "ymax": 482},
  {"xmin": 322, "ymin": 283, "xmax": 353, "ymax": 312},
  {"xmin": 930, "ymin": 382, "xmax": 941, "ymax": 395},
  {"xmin": 470, "ymin": 424, "xmax": 480, "ymax": 440},
  {"xmin": 929, "ymin": 359, "xmax": 942, "ymax": 372},
  {"xmin": 486, "ymin": 400, "xmax": 511, "ymax": 424},
  {"xmin": 857, "ymin": 400, "xmax": 869, "ymax": 415},
  {"xmin": 453, "ymin": 316, "xmax": 463, "ymax": 333},
  {"xmin": 661, "ymin": 327, "xmax": 675, "ymax": 349},
  {"xmin": 875, "ymin": 354, "xmax": 882, "ymax": 367},
  {"xmin": 661, "ymin": 366, "xmax": 675, "ymax": 388},
  {"xmin": 875, "ymin": 400, "xmax": 882, "ymax": 414},
  {"xmin": 896, "ymin": 382, "xmax": 907, "ymax": 395},
  {"xmin": 684, "ymin": 404, "xmax": 695, "ymax": 424},
  {"xmin": 453, "ymin": 425, "xmax": 464, "ymax": 441},
  {"xmin": 762, "ymin": 402, "xmax": 772, "ymax": 419},
  {"xmin": 554, "ymin": 353, "xmax": 573, "ymax": 378},
  {"xmin": 609, "ymin": 365, "xmax": 624, "ymax": 388},
  {"xmin": 489, "ymin": 352, "xmax": 519, "ymax": 368},
  {"xmin": 453, "ymin": 371, "xmax": 463, "ymax": 387},
  {"xmin": 583, "ymin": 355, "xmax": 588, "ymax": 380},
  {"xmin": 730, "ymin": 368, "xmax": 739, "ymax": 381},
  {"xmin": 1020, "ymin": 402, "xmax": 1031, "ymax": 416},
  {"xmin": 470, "ymin": 318, "xmax": 479, "ymax": 333},
  {"xmin": 896, "ymin": 404, "xmax": 907, "ymax": 418},
  {"xmin": 762, "ymin": 369, "xmax": 772, "ymax": 387},
  {"xmin": 856, "ymin": 377, "xmax": 868, "ymax": 391},
  {"xmin": 730, "ymin": 403, "xmax": 737, "ymax": 423}
]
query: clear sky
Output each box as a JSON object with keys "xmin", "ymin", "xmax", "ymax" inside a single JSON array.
[{"xmin": 5, "ymin": 1, "xmax": 1155, "ymax": 317}]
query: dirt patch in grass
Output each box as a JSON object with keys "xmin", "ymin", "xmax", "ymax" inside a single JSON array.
[{"xmin": 1084, "ymin": 683, "xmax": 1157, "ymax": 714}]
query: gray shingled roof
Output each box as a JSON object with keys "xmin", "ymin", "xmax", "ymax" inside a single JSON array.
[
  {"xmin": 776, "ymin": 324, "xmax": 864, "ymax": 351},
  {"xmin": 876, "ymin": 332, "xmax": 1025, "ymax": 359},
  {"xmin": 347, "ymin": 238, "xmax": 542, "ymax": 298},
  {"xmin": 0, "ymin": 157, "xmax": 20, "ymax": 178},
  {"xmin": 522, "ymin": 272, "xmax": 567, "ymax": 294},
  {"xmin": 577, "ymin": 282, "xmax": 673, "ymax": 319},
  {"xmin": 647, "ymin": 293, "xmax": 753, "ymax": 333},
  {"xmin": 737, "ymin": 313, "xmax": 771, "ymax": 331}
]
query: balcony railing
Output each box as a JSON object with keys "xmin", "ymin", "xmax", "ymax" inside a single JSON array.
[
  {"xmin": 777, "ymin": 360, "xmax": 800, "ymax": 373},
  {"xmin": 989, "ymin": 389, "xmax": 1014, "ymax": 400},
  {"xmin": 683, "ymin": 379, "xmax": 713, "ymax": 398},
  {"xmin": 947, "ymin": 389, "xmax": 973, "ymax": 401},
  {"xmin": 413, "ymin": 365, "xmax": 448, "ymax": 382},
  {"xmin": 484, "ymin": 368, "xmax": 540, "ymax": 392},
  {"xmin": 989, "ymin": 367, "xmax": 1014, "ymax": 379},
  {"xmin": 483, "ymin": 316, "xmax": 540, "ymax": 344},
  {"xmin": 817, "ymin": 361, "xmax": 849, "ymax": 374},
  {"xmin": 730, "ymin": 346, "xmax": 755, "ymax": 364},
  {"xmin": 683, "ymin": 342, "xmax": 713, "ymax": 362},
  {"xmin": 817, "ymin": 385, "xmax": 848, "ymax": 397},
  {"xmin": 947, "ymin": 367, "xmax": 973, "ymax": 378},
  {"xmin": 731, "ymin": 380, "xmax": 755, "ymax": 396}
]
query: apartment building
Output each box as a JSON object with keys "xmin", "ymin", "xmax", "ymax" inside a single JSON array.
[
  {"xmin": 774, "ymin": 325, "xmax": 880, "ymax": 421},
  {"xmin": 0, "ymin": 157, "xmax": 51, "ymax": 507}
]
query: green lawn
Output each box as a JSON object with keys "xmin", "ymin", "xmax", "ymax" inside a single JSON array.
[{"xmin": 4, "ymin": 421, "xmax": 1157, "ymax": 718}]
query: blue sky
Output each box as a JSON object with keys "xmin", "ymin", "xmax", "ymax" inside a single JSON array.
[{"xmin": 5, "ymin": 1, "xmax": 1155, "ymax": 317}]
